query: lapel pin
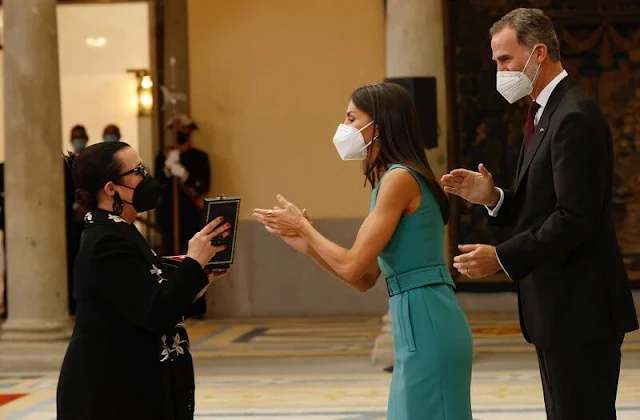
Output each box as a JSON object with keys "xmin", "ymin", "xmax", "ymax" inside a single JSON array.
[{"xmin": 540, "ymin": 128, "xmax": 545, "ymax": 132}]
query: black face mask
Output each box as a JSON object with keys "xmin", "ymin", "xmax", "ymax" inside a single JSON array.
[
  {"xmin": 177, "ymin": 132, "xmax": 190, "ymax": 145},
  {"xmin": 118, "ymin": 175, "xmax": 164, "ymax": 213}
]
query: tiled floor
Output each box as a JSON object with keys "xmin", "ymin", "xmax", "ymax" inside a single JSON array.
[{"xmin": 1, "ymin": 315, "xmax": 639, "ymax": 419}]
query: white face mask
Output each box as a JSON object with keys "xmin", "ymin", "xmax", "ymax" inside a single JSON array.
[
  {"xmin": 496, "ymin": 47, "xmax": 541, "ymax": 104},
  {"xmin": 332, "ymin": 120, "xmax": 375, "ymax": 161}
]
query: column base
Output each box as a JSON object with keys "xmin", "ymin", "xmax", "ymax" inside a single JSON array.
[{"xmin": 0, "ymin": 318, "xmax": 71, "ymax": 342}]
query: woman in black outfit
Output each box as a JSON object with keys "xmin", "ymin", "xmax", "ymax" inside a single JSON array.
[{"xmin": 57, "ymin": 142, "xmax": 230, "ymax": 420}]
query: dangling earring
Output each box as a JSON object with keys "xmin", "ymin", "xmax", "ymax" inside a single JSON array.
[{"xmin": 112, "ymin": 192, "xmax": 124, "ymax": 215}]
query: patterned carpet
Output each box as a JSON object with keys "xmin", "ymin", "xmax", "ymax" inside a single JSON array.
[
  {"xmin": 468, "ymin": 312, "xmax": 640, "ymax": 353},
  {"xmin": 186, "ymin": 314, "xmax": 640, "ymax": 358},
  {"xmin": 1, "ymin": 370, "xmax": 639, "ymax": 419},
  {"xmin": 188, "ymin": 316, "xmax": 382, "ymax": 358},
  {"xmin": 0, "ymin": 314, "xmax": 639, "ymax": 419}
]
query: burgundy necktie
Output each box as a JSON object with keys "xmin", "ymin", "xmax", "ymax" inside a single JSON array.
[{"xmin": 524, "ymin": 101, "xmax": 541, "ymax": 153}]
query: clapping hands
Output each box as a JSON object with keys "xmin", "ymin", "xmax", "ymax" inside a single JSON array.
[{"xmin": 253, "ymin": 195, "xmax": 312, "ymax": 254}]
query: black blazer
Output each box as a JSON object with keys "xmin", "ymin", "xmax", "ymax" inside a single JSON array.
[
  {"xmin": 57, "ymin": 209, "xmax": 208, "ymax": 420},
  {"xmin": 492, "ymin": 77, "xmax": 638, "ymax": 349}
]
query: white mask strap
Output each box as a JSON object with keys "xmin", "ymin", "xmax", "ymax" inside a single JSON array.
[
  {"xmin": 359, "ymin": 120, "xmax": 374, "ymax": 132},
  {"xmin": 529, "ymin": 62, "xmax": 541, "ymax": 86},
  {"xmin": 360, "ymin": 121, "xmax": 375, "ymax": 148},
  {"xmin": 360, "ymin": 135, "xmax": 379, "ymax": 152},
  {"xmin": 522, "ymin": 46, "xmax": 542, "ymax": 92},
  {"xmin": 521, "ymin": 46, "xmax": 540, "ymax": 75}
]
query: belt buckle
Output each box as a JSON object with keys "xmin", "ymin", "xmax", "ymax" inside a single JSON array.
[{"xmin": 386, "ymin": 276, "xmax": 397, "ymax": 297}]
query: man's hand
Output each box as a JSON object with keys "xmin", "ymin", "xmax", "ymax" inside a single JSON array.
[
  {"xmin": 453, "ymin": 244, "xmax": 502, "ymax": 279},
  {"xmin": 441, "ymin": 164, "xmax": 500, "ymax": 207}
]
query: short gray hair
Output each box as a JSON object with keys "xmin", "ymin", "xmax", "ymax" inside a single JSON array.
[{"xmin": 490, "ymin": 8, "xmax": 561, "ymax": 62}]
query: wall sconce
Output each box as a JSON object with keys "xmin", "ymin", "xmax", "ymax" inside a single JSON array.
[{"xmin": 126, "ymin": 69, "xmax": 153, "ymax": 117}]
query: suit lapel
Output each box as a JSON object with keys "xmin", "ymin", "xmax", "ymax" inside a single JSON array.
[
  {"xmin": 516, "ymin": 115, "xmax": 550, "ymax": 189},
  {"xmin": 515, "ymin": 77, "xmax": 575, "ymax": 191},
  {"xmin": 515, "ymin": 138, "xmax": 526, "ymax": 180}
]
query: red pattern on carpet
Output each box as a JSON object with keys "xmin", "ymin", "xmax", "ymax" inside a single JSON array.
[{"xmin": 0, "ymin": 393, "xmax": 27, "ymax": 406}]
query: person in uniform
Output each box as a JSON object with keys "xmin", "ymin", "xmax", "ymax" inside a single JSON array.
[{"xmin": 155, "ymin": 116, "xmax": 211, "ymax": 255}]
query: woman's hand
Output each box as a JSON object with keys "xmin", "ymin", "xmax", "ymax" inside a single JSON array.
[
  {"xmin": 186, "ymin": 217, "xmax": 231, "ymax": 268},
  {"xmin": 267, "ymin": 225, "xmax": 310, "ymax": 254},
  {"xmin": 253, "ymin": 197, "xmax": 312, "ymax": 254},
  {"xmin": 252, "ymin": 194, "xmax": 307, "ymax": 235}
]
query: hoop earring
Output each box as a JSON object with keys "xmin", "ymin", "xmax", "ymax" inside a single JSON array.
[{"xmin": 112, "ymin": 192, "xmax": 124, "ymax": 215}]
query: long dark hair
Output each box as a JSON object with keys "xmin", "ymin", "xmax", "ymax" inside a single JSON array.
[
  {"xmin": 64, "ymin": 142, "xmax": 130, "ymax": 212},
  {"xmin": 351, "ymin": 82, "xmax": 450, "ymax": 224}
]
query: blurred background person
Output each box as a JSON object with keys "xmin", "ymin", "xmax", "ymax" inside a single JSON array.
[
  {"xmin": 102, "ymin": 124, "xmax": 121, "ymax": 143},
  {"xmin": 65, "ymin": 124, "xmax": 89, "ymax": 315},
  {"xmin": 155, "ymin": 115, "xmax": 211, "ymax": 256}
]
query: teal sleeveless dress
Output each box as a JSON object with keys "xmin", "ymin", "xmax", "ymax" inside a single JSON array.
[{"xmin": 371, "ymin": 164, "xmax": 473, "ymax": 420}]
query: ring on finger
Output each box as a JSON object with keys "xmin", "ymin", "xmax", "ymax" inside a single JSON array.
[{"xmin": 266, "ymin": 210, "xmax": 274, "ymax": 217}]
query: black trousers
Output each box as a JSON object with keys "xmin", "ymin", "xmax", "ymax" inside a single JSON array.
[{"xmin": 536, "ymin": 335, "xmax": 624, "ymax": 420}]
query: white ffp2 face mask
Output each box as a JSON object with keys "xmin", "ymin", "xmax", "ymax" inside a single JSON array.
[
  {"xmin": 332, "ymin": 120, "xmax": 374, "ymax": 161},
  {"xmin": 496, "ymin": 47, "xmax": 541, "ymax": 104}
]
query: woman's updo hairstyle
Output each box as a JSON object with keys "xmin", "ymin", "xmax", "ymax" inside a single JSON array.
[{"xmin": 64, "ymin": 142, "xmax": 130, "ymax": 212}]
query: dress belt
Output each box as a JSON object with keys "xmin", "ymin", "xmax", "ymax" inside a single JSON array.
[{"xmin": 385, "ymin": 265, "xmax": 454, "ymax": 297}]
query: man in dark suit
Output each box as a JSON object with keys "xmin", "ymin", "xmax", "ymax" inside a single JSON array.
[{"xmin": 442, "ymin": 8, "xmax": 638, "ymax": 420}]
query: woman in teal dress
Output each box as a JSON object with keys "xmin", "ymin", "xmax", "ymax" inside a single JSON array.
[{"xmin": 253, "ymin": 82, "xmax": 473, "ymax": 419}]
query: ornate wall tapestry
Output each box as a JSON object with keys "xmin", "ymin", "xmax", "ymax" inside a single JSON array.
[{"xmin": 446, "ymin": 0, "xmax": 640, "ymax": 289}]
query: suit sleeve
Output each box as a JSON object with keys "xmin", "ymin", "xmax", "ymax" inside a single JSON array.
[
  {"xmin": 90, "ymin": 232, "xmax": 209, "ymax": 332},
  {"xmin": 487, "ymin": 188, "xmax": 516, "ymax": 227},
  {"xmin": 184, "ymin": 151, "xmax": 210, "ymax": 196},
  {"xmin": 496, "ymin": 112, "xmax": 607, "ymax": 280}
]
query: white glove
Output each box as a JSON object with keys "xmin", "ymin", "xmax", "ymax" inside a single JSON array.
[
  {"xmin": 164, "ymin": 149, "xmax": 181, "ymax": 177},
  {"xmin": 169, "ymin": 162, "xmax": 189, "ymax": 183},
  {"xmin": 165, "ymin": 149, "xmax": 180, "ymax": 165}
]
